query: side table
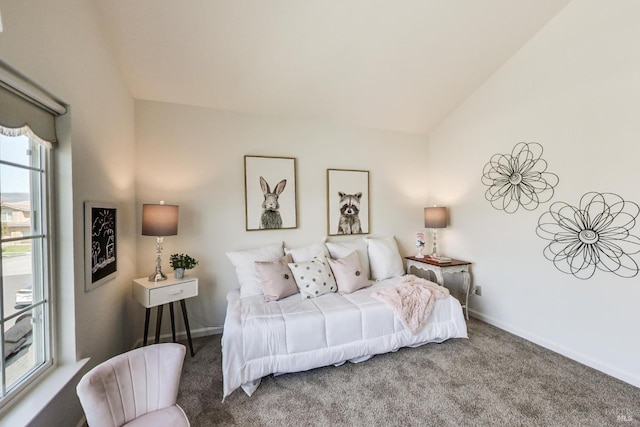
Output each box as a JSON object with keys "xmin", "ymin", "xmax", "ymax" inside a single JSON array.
[
  {"xmin": 132, "ymin": 274, "xmax": 198, "ymax": 356},
  {"xmin": 405, "ymin": 256, "xmax": 471, "ymax": 320}
]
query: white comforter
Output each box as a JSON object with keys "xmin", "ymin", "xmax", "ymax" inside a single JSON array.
[{"xmin": 222, "ymin": 275, "xmax": 468, "ymax": 399}]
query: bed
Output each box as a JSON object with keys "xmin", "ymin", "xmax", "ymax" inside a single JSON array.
[{"xmin": 222, "ymin": 274, "xmax": 468, "ymax": 400}]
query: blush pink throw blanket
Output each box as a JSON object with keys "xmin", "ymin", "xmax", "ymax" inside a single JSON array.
[{"xmin": 372, "ymin": 275, "xmax": 450, "ymax": 334}]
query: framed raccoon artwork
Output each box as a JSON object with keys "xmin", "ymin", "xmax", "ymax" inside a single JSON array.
[
  {"xmin": 327, "ymin": 169, "xmax": 370, "ymax": 236},
  {"xmin": 244, "ymin": 155, "xmax": 298, "ymax": 231}
]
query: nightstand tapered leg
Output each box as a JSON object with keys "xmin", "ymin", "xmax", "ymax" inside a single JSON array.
[
  {"xmin": 462, "ymin": 272, "xmax": 470, "ymax": 320},
  {"xmin": 169, "ymin": 302, "xmax": 176, "ymax": 342},
  {"xmin": 180, "ymin": 299, "xmax": 195, "ymax": 356},
  {"xmin": 143, "ymin": 308, "xmax": 151, "ymax": 346},
  {"xmin": 155, "ymin": 304, "xmax": 164, "ymax": 344}
]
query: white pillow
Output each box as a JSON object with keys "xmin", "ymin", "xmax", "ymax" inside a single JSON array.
[
  {"xmin": 226, "ymin": 242, "xmax": 284, "ymax": 297},
  {"xmin": 288, "ymin": 256, "xmax": 337, "ymax": 299},
  {"xmin": 285, "ymin": 242, "xmax": 329, "ymax": 262},
  {"xmin": 328, "ymin": 251, "xmax": 371, "ymax": 295},
  {"xmin": 324, "ymin": 237, "xmax": 371, "ymax": 279},
  {"xmin": 365, "ymin": 236, "xmax": 405, "ymax": 281}
]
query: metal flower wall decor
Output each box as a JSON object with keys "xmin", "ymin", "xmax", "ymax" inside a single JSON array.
[
  {"xmin": 536, "ymin": 192, "xmax": 640, "ymax": 280},
  {"xmin": 481, "ymin": 142, "xmax": 559, "ymax": 214}
]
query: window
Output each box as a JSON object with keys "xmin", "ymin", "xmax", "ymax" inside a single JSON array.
[
  {"xmin": 0, "ymin": 62, "xmax": 65, "ymax": 408},
  {"xmin": 0, "ymin": 209, "xmax": 11, "ymax": 222},
  {"xmin": 0, "ymin": 129, "xmax": 52, "ymax": 405}
]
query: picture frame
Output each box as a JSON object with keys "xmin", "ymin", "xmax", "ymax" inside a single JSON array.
[
  {"xmin": 244, "ymin": 155, "xmax": 298, "ymax": 231},
  {"xmin": 327, "ymin": 169, "xmax": 370, "ymax": 236},
  {"xmin": 84, "ymin": 201, "xmax": 118, "ymax": 291}
]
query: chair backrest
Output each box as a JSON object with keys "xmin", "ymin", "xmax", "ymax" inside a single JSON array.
[{"xmin": 77, "ymin": 343, "xmax": 187, "ymax": 427}]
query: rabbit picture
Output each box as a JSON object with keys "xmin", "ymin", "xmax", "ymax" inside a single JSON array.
[{"xmin": 259, "ymin": 176, "xmax": 287, "ymax": 229}]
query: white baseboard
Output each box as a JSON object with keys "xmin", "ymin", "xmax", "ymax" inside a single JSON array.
[
  {"xmin": 468, "ymin": 309, "xmax": 640, "ymax": 389},
  {"xmin": 131, "ymin": 326, "xmax": 223, "ymax": 350},
  {"xmin": 188, "ymin": 326, "xmax": 223, "ymax": 339}
]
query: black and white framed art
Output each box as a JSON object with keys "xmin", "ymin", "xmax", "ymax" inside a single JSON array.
[
  {"xmin": 327, "ymin": 169, "xmax": 370, "ymax": 236},
  {"xmin": 244, "ymin": 155, "xmax": 298, "ymax": 231},
  {"xmin": 84, "ymin": 201, "xmax": 118, "ymax": 291}
]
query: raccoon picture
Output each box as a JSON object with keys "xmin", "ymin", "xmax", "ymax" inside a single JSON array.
[{"xmin": 337, "ymin": 191, "xmax": 362, "ymax": 234}]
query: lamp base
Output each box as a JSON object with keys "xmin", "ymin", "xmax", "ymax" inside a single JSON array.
[
  {"xmin": 148, "ymin": 236, "xmax": 168, "ymax": 281},
  {"xmin": 429, "ymin": 229, "xmax": 440, "ymax": 259},
  {"xmin": 148, "ymin": 270, "xmax": 167, "ymax": 282}
]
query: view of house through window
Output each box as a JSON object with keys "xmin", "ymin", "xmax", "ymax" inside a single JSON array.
[{"xmin": 0, "ymin": 130, "xmax": 51, "ymax": 403}]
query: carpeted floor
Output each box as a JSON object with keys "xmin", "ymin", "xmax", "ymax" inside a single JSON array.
[{"xmin": 177, "ymin": 318, "xmax": 640, "ymax": 426}]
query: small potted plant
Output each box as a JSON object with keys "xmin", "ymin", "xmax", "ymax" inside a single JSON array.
[{"xmin": 169, "ymin": 253, "xmax": 199, "ymax": 279}]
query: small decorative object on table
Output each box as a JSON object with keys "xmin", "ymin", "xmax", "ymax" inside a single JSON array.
[
  {"xmin": 424, "ymin": 206, "xmax": 448, "ymax": 258},
  {"xmin": 429, "ymin": 255, "xmax": 452, "ymax": 264},
  {"xmin": 169, "ymin": 253, "xmax": 199, "ymax": 279},
  {"xmin": 415, "ymin": 231, "xmax": 426, "ymax": 259}
]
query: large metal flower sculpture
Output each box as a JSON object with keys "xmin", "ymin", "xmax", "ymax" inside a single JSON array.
[
  {"xmin": 536, "ymin": 192, "xmax": 640, "ymax": 279},
  {"xmin": 482, "ymin": 142, "xmax": 558, "ymax": 213}
]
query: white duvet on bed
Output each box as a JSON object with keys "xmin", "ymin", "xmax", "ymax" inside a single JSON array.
[{"xmin": 222, "ymin": 275, "xmax": 468, "ymax": 399}]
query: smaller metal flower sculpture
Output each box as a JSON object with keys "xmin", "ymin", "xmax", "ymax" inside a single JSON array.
[
  {"xmin": 482, "ymin": 142, "xmax": 558, "ymax": 213},
  {"xmin": 536, "ymin": 192, "xmax": 640, "ymax": 279}
]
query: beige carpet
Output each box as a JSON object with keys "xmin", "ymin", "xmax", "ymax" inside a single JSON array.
[{"xmin": 177, "ymin": 318, "xmax": 640, "ymax": 426}]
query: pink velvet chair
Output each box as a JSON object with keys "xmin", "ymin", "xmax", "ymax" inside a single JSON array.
[{"xmin": 77, "ymin": 343, "xmax": 189, "ymax": 427}]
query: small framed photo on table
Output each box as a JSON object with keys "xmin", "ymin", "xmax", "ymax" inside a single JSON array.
[{"xmin": 415, "ymin": 230, "xmax": 426, "ymax": 258}]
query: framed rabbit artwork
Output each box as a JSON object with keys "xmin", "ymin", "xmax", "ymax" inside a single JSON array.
[{"xmin": 244, "ymin": 155, "xmax": 298, "ymax": 231}]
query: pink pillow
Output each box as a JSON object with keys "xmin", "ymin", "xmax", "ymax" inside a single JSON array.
[
  {"xmin": 255, "ymin": 254, "xmax": 298, "ymax": 301},
  {"xmin": 328, "ymin": 251, "xmax": 371, "ymax": 295}
]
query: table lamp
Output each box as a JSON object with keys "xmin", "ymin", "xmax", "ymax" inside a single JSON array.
[
  {"xmin": 142, "ymin": 201, "xmax": 179, "ymax": 281},
  {"xmin": 424, "ymin": 206, "xmax": 447, "ymax": 258}
]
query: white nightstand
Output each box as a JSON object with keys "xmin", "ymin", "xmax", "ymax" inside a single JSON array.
[
  {"xmin": 405, "ymin": 256, "xmax": 471, "ymax": 320},
  {"xmin": 132, "ymin": 274, "xmax": 198, "ymax": 356}
]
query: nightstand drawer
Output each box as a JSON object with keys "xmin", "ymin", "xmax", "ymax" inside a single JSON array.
[{"xmin": 148, "ymin": 280, "xmax": 197, "ymax": 306}]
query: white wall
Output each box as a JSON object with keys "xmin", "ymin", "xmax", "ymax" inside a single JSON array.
[
  {"xmin": 135, "ymin": 101, "xmax": 429, "ymax": 331},
  {"xmin": 4, "ymin": 0, "xmax": 636, "ymax": 424},
  {"xmin": 427, "ymin": 0, "xmax": 640, "ymax": 387},
  {"xmin": 0, "ymin": 0, "xmax": 136, "ymax": 425}
]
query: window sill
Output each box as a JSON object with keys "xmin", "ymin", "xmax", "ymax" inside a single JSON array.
[{"xmin": 0, "ymin": 357, "xmax": 89, "ymax": 426}]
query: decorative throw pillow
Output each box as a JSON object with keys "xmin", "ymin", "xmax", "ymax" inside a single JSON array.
[
  {"xmin": 328, "ymin": 251, "xmax": 371, "ymax": 295},
  {"xmin": 255, "ymin": 254, "xmax": 298, "ymax": 302},
  {"xmin": 324, "ymin": 237, "xmax": 371, "ymax": 279},
  {"xmin": 226, "ymin": 242, "xmax": 284, "ymax": 297},
  {"xmin": 285, "ymin": 242, "xmax": 329, "ymax": 262},
  {"xmin": 365, "ymin": 236, "xmax": 405, "ymax": 281},
  {"xmin": 288, "ymin": 256, "xmax": 338, "ymax": 299}
]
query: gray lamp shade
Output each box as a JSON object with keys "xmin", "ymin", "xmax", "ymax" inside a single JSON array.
[
  {"xmin": 141, "ymin": 204, "xmax": 179, "ymax": 236},
  {"xmin": 424, "ymin": 206, "xmax": 447, "ymax": 229}
]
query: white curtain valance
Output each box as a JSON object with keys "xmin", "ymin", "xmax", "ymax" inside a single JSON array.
[
  {"xmin": 0, "ymin": 60, "xmax": 66, "ymax": 145},
  {"xmin": 0, "ymin": 124, "xmax": 52, "ymax": 149}
]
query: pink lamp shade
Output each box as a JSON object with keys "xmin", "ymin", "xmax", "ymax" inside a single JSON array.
[{"xmin": 142, "ymin": 204, "xmax": 179, "ymax": 236}]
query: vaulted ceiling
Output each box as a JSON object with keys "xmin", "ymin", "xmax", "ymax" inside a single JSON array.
[{"xmin": 92, "ymin": 0, "xmax": 571, "ymax": 134}]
